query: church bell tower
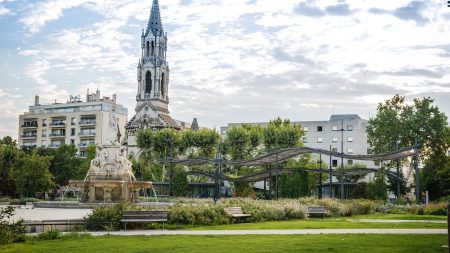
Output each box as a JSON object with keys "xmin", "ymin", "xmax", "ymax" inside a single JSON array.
[{"xmin": 136, "ymin": 0, "xmax": 169, "ymax": 113}]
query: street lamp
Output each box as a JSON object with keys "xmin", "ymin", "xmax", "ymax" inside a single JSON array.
[
  {"xmin": 339, "ymin": 119, "xmax": 345, "ymax": 199},
  {"xmin": 396, "ymin": 139, "xmax": 401, "ymax": 203}
]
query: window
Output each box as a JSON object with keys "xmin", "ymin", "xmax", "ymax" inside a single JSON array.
[
  {"xmin": 41, "ymin": 140, "xmax": 46, "ymax": 147},
  {"xmin": 317, "ymin": 126, "xmax": 323, "ymax": 132},
  {"xmin": 347, "ymin": 125, "xmax": 353, "ymax": 131},
  {"xmin": 317, "ymin": 137, "xmax": 323, "ymax": 143},
  {"xmin": 347, "ymin": 148, "xmax": 353, "ymax": 154},
  {"xmin": 161, "ymin": 73, "xmax": 165, "ymax": 96},
  {"xmin": 332, "ymin": 160, "xmax": 338, "ymax": 167},
  {"xmin": 302, "ymin": 137, "xmax": 308, "ymax": 143},
  {"xmin": 71, "ymin": 128, "xmax": 75, "ymax": 136},
  {"xmin": 146, "ymin": 41, "xmax": 149, "ymax": 57},
  {"xmin": 303, "ymin": 127, "xmax": 308, "ymax": 132},
  {"xmin": 71, "ymin": 117, "xmax": 76, "ymax": 125},
  {"xmin": 332, "ymin": 125, "xmax": 338, "ymax": 131},
  {"xmin": 367, "ymin": 148, "xmax": 372, "ymax": 154},
  {"xmin": 42, "ymin": 129, "xmax": 47, "ymax": 137},
  {"xmin": 145, "ymin": 71, "xmax": 152, "ymax": 94},
  {"xmin": 347, "ymin": 159, "xmax": 353, "ymax": 165},
  {"xmin": 332, "ymin": 137, "xmax": 338, "ymax": 143},
  {"xmin": 70, "ymin": 139, "xmax": 75, "ymax": 145},
  {"xmin": 347, "ymin": 137, "xmax": 353, "ymax": 142},
  {"xmin": 151, "ymin": 41, "xmax": 155, "ymax": 56},
  {"xmin": 42, "ymin": 119, "xmax": 47, "ymax": 127},
  {"xmin": 332, "ymin": 148, "xmax": 338, "ymax": 153}
]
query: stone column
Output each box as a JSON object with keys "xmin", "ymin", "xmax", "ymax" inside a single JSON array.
[{"xmin": 89, "ymin": 185, "xmax": 96, "ymax": 202}]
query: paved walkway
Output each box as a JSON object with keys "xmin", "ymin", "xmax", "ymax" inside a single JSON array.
[{"xmin": 89, "ymin": 229, "xmax": 448, "ymax": 236}]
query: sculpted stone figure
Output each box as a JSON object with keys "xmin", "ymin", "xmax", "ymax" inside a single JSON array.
[
  {"xmin": 115, "ymin": 147, "xmax": 133, "ymax": 170},
  {"xmin": 90, "ymin": 145, "xmax": 108, "ymax": 171}
]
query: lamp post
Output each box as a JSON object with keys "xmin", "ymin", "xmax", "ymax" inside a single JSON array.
[
  {"xmin": 329, "ymin": 145, "xmax": 333, "ymax": 198},
  {"xmin": 340, "ymin": 119, "xmax": 344, "ymax": 199},
  {"xmin": 396, "ymin": 140, "xmax": 401, "ymax": 203},
  {"xmin": 168, "ymin": 137, "xmax": 173, "ymax": 197},
  {"xmin": 318, "ymin": 153, "xmax": 322, "ymax": 199}
]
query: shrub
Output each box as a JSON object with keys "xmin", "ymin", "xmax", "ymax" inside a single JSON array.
[
  {"xmin": 424, "ymin": 202, "xmax": 448, "ymax": 216},
  {"xmin": 0, "ymin": 206, "xmax": 26, "ymax": 245},
  {"xmin": 37, "ymin": 230, "xmax": 61, "ymax": 240},
  {"xmin": 84, "ymin": 203, "xmax": 125, "ymax": 231}
]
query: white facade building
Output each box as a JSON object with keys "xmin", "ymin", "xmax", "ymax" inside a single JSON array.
[
  {"xmin": 220, "ymin": 114, "xmax": 376, "ymax": 169},
  {"xmin": 18, "ymin": 91, "xmax": 128, "ymax": 157}
]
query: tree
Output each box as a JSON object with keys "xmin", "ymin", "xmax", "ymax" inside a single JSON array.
[
  {"xmin": 49, "ymin": 145, "xmax": 82, "ymax": 186},
  {"xmin": 367, "ymin": 95, "xmax": 449, "ymax": 200},
  {"xmin": 387, "ymin": 170, "xmax": 411, "ymax": 197},
  {"xmin": 172, "ymin": 168, "xmax": 188, "ymax": 197},
  {"xmin": 77, "ymin": 145, "xmax": 97, "ymax": 180},
  {"xmin": 12, "ymin": 151, "xmax": 53, "ymax": 197},
  {"xmin": 367, "ymin": 172, "xmax": 388, "ymax": 200},
  {"xmin": 0, "ymin": 139, "xmax": 21, "ymax": 197}
]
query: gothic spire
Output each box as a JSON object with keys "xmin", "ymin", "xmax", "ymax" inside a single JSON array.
[{"xmin": 146, "ymin": 0, "xmax": 163, "ymax": 37}]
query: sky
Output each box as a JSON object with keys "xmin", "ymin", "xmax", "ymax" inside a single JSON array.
[{"xmin": 0, "ymin": 0, "xmax": 449, "ymax": 139}]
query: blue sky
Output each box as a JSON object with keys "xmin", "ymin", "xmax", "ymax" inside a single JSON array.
[{"xmin": 0, "ymin": 0, "xmax": 449, "ymax": 139}]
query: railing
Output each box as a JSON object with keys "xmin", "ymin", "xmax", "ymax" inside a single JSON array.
[
  {"xmin": 49, "ymin": 122, "xmax": 66, "ymax": 127},
  {"xmin": 79, "ymin": 120, "xmax": 96, "ymax": 125},
  {"xmin": 78, "ymin": 132, "xmax": 96, "ymax": 136},
  {"xmin": 21, "ymin": 123, "xmax": 38, "ymax": 128},
  {"xmin": 78, "ymin": 143, "xmax": 95, "ymax": 147},
  {"xmin": 48, "ymin": 144, "xmax": 63, "ymax": 148},
  {"xmin": 49, "ymin": 133, "xmax": 65, "ymax": 137},
  {"xmin": 21, "ymin": 134, "xmax": 37, "ymax": 138},
  {"xmin": 20, "ymin": 145, "xmax": 36, "ymax": 148}
]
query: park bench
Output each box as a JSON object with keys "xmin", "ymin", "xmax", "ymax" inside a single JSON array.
[
  {"xmin": 224, "ymin": 207, "xmax": 251, "ymax": 221},
  {"xmin": 308, "ymin": 206, "xmax": 326, "ymax": 218},
  {"xmin": 121, "ymin": 210, "xmax": 168, "ymax": 230}
]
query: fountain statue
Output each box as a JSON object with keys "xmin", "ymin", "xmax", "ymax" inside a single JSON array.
[{"xmin": 69, "ymin": 144, "xmax": 152, "ymax": 202}]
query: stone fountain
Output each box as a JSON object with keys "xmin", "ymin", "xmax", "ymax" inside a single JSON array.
[{"xmin": 69, "ymin": 145, "xmax": 152, "ymax": 202}]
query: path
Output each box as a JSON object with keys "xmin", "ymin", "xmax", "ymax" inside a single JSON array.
[{"xmin": 89, "ymin": 229, "xmax": 448, "ymax": 236}]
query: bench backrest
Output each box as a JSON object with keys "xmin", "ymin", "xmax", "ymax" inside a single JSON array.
[
  {"xmin": 122, "ymin": 210, "xmax": 168, "ymax": 220},
  {"xmin": 224, "ymin": 207, "xmax": 244, "ymax": 215},
  {"xmin": 308, "ymin": 206, "xmax": 326, "ymax": 213}
]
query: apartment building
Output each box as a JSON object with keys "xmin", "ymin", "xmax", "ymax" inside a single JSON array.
[{"xmin": 18, "ymin": 90, "xmax": 128, "ymax": 157}]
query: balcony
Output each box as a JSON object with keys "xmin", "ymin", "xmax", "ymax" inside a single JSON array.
[
  {"xmin": 21, "ymin": 122, "xmax": 38, "ymax": 128},
  {"xmin": 79, "ymin": 120, "xmax": 96, "ymax": 126},
  {"xmin": 20, "ymin": 144, "xmax": 36, "ymax": 149},
  {"xmin": 49, "ymin": 133, "xmax": 66, "ymax": 138},
  {"xmin": 49, "ymin": 144, "xmax": 63, "ymax": 148},
  {"xmin": 78, "ymin": 142, "xmax": 95, "ymax": 148},
  {"xmin": 21, "ymin": 134, "xmax": 37, "ymax": 139},
  {"xmin": 49, "ymin": 122, "xmax": 66, "ymax": 127},
  {"xmin": 78, "ymin": 132, "xmax": 96, "ymax": 137}
]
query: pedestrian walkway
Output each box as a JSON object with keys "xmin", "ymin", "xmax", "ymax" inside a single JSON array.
[{"xmin": 89, "ymin": 229, "xmax": 447, "ymax": 236}]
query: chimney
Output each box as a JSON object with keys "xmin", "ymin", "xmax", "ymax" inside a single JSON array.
[
  {"xmin": 113, "ymin": 93, "xmax": 117, "ymax": 104},
  {"xmin": 34, "ymin": 94, "xmax": 40, "ymax": 106},
  {"xmin": 96, "ymin": 89, "xmax": 100, "ymax": 101}
]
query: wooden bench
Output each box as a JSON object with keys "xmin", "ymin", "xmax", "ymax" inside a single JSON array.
[
  {"xmin": 224, "ymin": 207, "xmax": 251, "ymax": 220},
  {"xmin": 121, "ymin": 210, "xmax": 168, "ymax": 230},
  {"xmin": 308, "ymin": 206, "xmax": 326, "ymax": 218}
]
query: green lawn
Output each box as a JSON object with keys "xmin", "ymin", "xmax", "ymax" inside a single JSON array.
[
  {"xmin": 191, "ymin": 214, "xmax": 447, "ymax": 230},
  {"xmin": 1, "ymin": 235, "xmax": 447, "ymax": 253}
]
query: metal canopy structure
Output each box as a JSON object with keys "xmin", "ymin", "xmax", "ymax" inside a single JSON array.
[
  {"xmin": 158, "ymin": 144, "xmax": 420, "ymax": 202},
  {"xmin": 160, "ymin": 145, "xmax": 419, "ymax": 166}
]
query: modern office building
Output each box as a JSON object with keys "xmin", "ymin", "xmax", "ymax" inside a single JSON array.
[
  {"xmin": 220, "ymin": 114, "xmax": 376, "ymax": 169},
  {"xmin": 18, "ymin": 90, "xmax": 128, "ymax": 157}
]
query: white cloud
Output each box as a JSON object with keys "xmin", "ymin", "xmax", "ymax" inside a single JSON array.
[{"xmin": 10, "ymin": 0, "xmax": 450, "ymax": 134}]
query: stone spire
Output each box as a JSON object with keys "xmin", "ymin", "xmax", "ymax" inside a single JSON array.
[{"xmin": 146, "ymin": 0, "xmax": 163, "ymax": 37}]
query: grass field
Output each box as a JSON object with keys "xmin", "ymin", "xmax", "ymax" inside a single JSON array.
[
  {"xmin": 0, "ymin": 234, "xmax": 447, "ymax": 253},
  {"xmin": 191, "ymin": 213, "xmax": 448, "ymax": 230}
]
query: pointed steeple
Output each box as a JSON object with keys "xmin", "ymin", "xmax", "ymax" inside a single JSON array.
[{"xmin": 146, "ymin": 0, "xmax": 163, "ymax": 37}]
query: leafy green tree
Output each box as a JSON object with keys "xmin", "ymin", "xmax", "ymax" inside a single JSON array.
[
  {"xmin": 50, "ymin": 145, "xmax": 82, "ymax": 186},
  {"xmin": 367, "ymin": 172, "xmax": 388, "ymax": 200},
  {"xmin": 77, "ymin": 145, "xmax": 97, "ymax": 179},
  {"xmin": 387, "ymin": 170, "xmax": 411, "ymax": 197},
  {"xmin": 0, "ymin": 139, "xmax": 21, "ymax": 197},
  {"xmin": 172, "ymin": 168, "xmax": 188, "ymax": 197},
  {"xmin": 367, "ymin": 95, "xmax": 449, "ymax": 200},
  {"xmin": 12, "ymin": 151, "xmax": 53, "ymax": 197}
]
